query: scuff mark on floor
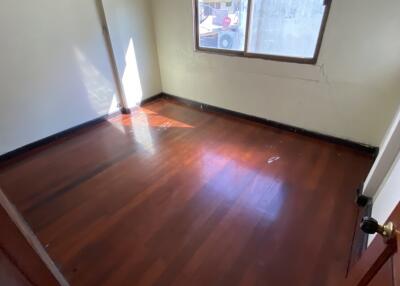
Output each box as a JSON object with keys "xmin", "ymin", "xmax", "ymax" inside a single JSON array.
[{"xmin": 267, "ymin": 156, "xmax": 280, "ymax": 164}]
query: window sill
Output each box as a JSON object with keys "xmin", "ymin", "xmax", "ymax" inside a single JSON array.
[{"xmin": 195, "ymin": 47, "xmax": 318, "ymax": 65}]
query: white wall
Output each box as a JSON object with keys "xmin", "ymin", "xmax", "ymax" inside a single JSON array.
[
  {"xmin": 151, "ymin": 0, "xmax": 400, "ymax": 146},
  {"xmin": 0, "ymin": 0, "xmax": 161, "ymax": 156},
  {"xmin": 369, "ymin": 150, "xmax": 400, "ymax": 243},
  {"xmin": 103, "ymin": 0, "xmax": 161, "ymax": 107},
  {"xmin": 363, "ymin": 105, "xmax": 400, "ymax": 197},
  {"xmin": 367, "ymin": 104, "xmax": 400, "ymax": 243}
]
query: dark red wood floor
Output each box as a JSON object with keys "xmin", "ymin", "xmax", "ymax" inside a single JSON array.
[{"xmin": 0, "ymin": 98, "xmax": 373, "ymax": 286}]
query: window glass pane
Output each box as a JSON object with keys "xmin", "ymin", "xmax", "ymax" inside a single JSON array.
[
  {"xmin": 198, "ymin": 0, "xmax": 248, "ymax": 51},
  {"xmin": 248, "ymin": 0, "xmax": 326, "ymax": 58}
]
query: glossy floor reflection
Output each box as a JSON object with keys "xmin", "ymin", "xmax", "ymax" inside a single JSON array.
[{"xmin": 0, "ymin": 98, "xmax": 374, "ymax": 286}]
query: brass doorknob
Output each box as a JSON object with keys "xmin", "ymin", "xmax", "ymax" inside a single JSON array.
[{"xmin": 361, "ymin": 217, "xmax": 395, "ymax": 241}]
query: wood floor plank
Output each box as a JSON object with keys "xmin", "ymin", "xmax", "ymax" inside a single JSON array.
[{"xmin": 0, "ymin": 98, "xmax": 374, "ymax": 286}]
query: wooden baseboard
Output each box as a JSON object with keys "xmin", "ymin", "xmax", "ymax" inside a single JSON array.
[
  {"xmin": 140, "ymin": 93, "xmax": 164, "ymax": 106},
  {"xmin": 160, "ymin": 93, "xmax": 379, "ymax": 156}
]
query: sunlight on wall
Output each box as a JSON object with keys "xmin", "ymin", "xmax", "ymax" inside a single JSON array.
[
  {"xmin": 74, "ymin": 48, "xmax": 119, "ymax": 115},
  {"xmin": 122, "ymin": 38, "xmax": 143, "ymax": 108}
]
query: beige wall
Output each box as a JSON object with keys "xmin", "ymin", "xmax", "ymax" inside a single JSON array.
[
  {"xmin": 0, "ymin": 0, "xmax": 160, "ymax": 156},
  {"xmin": 151, "ymin": 0, "xmax": 400, "ymax": 146}
]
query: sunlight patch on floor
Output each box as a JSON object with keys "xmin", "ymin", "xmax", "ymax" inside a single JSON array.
[{"xmin": 109, "ymin": 108, "xmax": 194, "ymax": 129}]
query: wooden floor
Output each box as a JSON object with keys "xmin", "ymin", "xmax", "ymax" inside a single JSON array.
[{"xmin": 0, "ymin": 98, "xmax": 374, "ymax": 286}]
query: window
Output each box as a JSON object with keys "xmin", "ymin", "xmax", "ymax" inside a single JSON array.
[{"xmin": 195, "ymin": 0, "xmax": 331, "ymax": 64}]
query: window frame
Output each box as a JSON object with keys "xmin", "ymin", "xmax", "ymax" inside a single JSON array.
[{"xmin": 193, "ymin": 0, "xmax": 332, "ymax": 65}]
